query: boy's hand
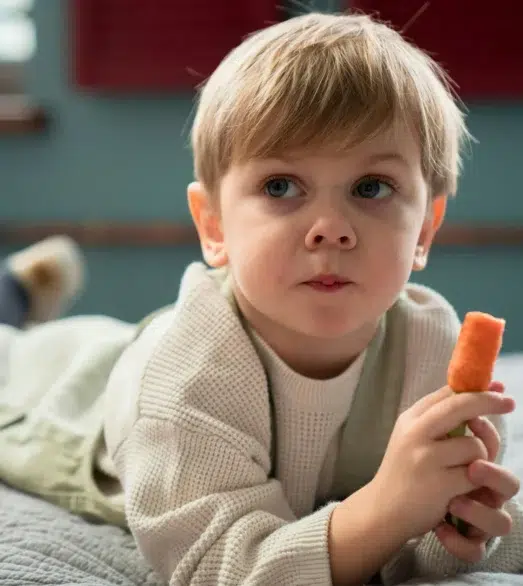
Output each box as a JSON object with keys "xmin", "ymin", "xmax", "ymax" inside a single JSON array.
[
  {"xmin": 434, "ymin": 392, "xmax": 520, "ymax": 562},
  {"xmin": 367, "ymin": 385, "xmax": 516, "ymax": 545}
]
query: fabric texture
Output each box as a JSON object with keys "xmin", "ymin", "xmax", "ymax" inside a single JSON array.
[
  {"xmin": 104, "ymin": 262, "xmax": 523, "ymax": 585},
  {"xmin": 0, "ymin": 315, "xmax": 135, "ymax": 525},
  {"xmin": 0, "ymin": 351, "xmax": 522, "ymax": 586},
  {"xmin": 0, "ymin": 261, "xmax": 521, "ymax": 584}
]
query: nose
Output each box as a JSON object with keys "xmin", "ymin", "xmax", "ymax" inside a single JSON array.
[{"xmin": 304, "ymin": 214, "xmax": 356, "ymax": 251}]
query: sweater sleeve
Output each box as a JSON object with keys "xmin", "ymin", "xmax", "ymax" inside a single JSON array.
[
  {"xmin": 381, "ymin": 284, "xmax": 523, "ymax": 585},
  {"xmin": 104, "ymin": 274, "xmax": 335, "ymax": 586},
  {"xmin": 114, "ymin": 417, "xmax": 336, "ymax": 585}
]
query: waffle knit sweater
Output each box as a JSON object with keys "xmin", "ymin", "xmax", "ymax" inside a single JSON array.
[{"xmin": 104, "ymin": 262, "xmax": 523, "ymax": 585}]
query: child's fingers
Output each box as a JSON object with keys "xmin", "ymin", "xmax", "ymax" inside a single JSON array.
[
  {"xmin": 435, "ymin": 435, "xmax": 488, "ymax": 467},
  {"xmin": 434, "ymin": 523, "xmax": 486, "ymax": 563},
  {"xmin": 467, "ymin": 416, "xmax": 500, "ymax": 462},
  {"xmin": 409, "ymin": 385, "xmax": 455, "ymax": 417},
  {"xmin": 421, "ymin": 392, "xmax": 515, "ymax": 440},
  {"xmin": 489, "ymin": 381, "xmax": 505, "ymax": 394},
  {"xmin": 466, "ymin": 524, "xmax": 488, "ymax": 541},
  {"xmin": 411, "ymin": 382, "xmax": 504, "ymax": 428},
  {"xmin": 468, "ymin": 460, "xmax": 520, "ymax": 502},
  {"xmin": 468, "ymin": 486, "xmax": 504, "ymax": 510},
  {"xmin": 409, "ymin": 382, "xmax": 504, "ymax": 421},
  {"xmin": 448, "ymin": 496, "xmax": 512, "ymax": 537}
]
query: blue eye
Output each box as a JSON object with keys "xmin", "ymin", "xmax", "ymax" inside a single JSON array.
[
  {"xmin": 264, "ymin": 177, "xmax": 300, "ymax": 199},
  {"xmin": 354, "ymin": 178, "xmax": 393, "ymax": 200}
]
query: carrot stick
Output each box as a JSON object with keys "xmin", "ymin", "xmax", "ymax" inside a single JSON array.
[
  {"xmin": 448, "ymin": 312, "xmax": 505, "ymax": 393},
  {"xmin": 446, "ymin": 311, "xmax": 505, "ymax": 534}
]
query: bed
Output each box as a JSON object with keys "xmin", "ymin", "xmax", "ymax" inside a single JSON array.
[{"xmin": 0, "ymin": 353, "xmax": 521, "ymax": 586}]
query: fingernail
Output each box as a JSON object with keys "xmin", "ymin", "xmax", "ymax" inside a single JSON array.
[
  {"xmin": 489, "ymin": 381, "xmax": 504, "ymax": 393},
  {"xmin": 501, "ymin": 396, "xmax": 515, "ymax": 408}
]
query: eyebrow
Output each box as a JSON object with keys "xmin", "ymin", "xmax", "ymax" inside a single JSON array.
[
  {"xmin": 250, "ymin": 152, "xmax": 411, "ymax": 171},
  {"xmin": 365, "ymin": 152, "xmax": 410, "ymax": 167}
]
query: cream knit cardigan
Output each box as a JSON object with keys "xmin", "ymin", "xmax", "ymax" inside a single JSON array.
[{"xmin": 104, "ymin": 262, "xmax": 523, "ymax": 585}]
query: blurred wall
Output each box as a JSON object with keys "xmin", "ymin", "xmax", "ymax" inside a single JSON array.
[{"xmin": 1, "ymin": 0, "xmax": 522, "ymax": 350}]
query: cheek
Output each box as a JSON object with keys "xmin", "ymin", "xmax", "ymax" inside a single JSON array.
[
  {"xmin": 223, "ymin": 199, "xmax": 298, "ymax": 280},
  {"xmin": 384, "ymin": 198, "xmax": 426, "ymax": 252},
  {"xmin": 366, "ymin": 212, "xmax": 421, "ymax": 275},
  {"xmin": 387, "ymin": 196, "xmax": 425, "ymax": 231},
  {"xmin": 224, "ymin": 220, "xmax": 289, "ymax": 294}
]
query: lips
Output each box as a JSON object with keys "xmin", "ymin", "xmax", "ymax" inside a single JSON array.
[{"xmin": 304, "ymin": 274, "xmax": 351, "ymax": 292}]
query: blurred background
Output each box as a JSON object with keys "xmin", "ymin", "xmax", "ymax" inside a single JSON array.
[{"xmin": 0, "ymin": 0, "xmax": 522, "ymax": 351}]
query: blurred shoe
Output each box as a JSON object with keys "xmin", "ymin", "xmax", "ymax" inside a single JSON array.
[{"xmin": 6, "ymin": 235, "xmax": 85, "ymax": 322}]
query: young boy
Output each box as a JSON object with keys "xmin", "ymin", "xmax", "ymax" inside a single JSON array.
[
  {"xmin": 101, "ymin": 11, "xmax": 522, "ymax": 585},
  {"xmin": 0, "ymin": 11, "xmax": 521, "ymax": 586}
]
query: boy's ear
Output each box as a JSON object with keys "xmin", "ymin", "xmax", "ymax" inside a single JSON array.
[
  {"xmin": 413, "ymin": 195, "xmax": 447, "ymax": 271},
  {"xmin": 187, "ymin": 181, "xmax": 228, "ymax": 267}
]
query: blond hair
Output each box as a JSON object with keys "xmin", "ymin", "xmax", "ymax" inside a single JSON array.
[{"xmin": 191, "ymin": 12, "xmax": 470, "ymax": 197}]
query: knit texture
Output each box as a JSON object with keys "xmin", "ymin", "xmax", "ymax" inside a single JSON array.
[{"xmin": 104, "ymin": 262, "xmax": 523, "ymax": 586}]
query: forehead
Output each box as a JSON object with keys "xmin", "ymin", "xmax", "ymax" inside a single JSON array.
[
  {"xmin": 343, "ymin": 122, "xmax": 421, "ymax": 166},
  {"xmin": 238, "ymin": 122, "xmax": 423, "ymax": 173}
]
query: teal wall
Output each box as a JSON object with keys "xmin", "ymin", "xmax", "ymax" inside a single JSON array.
[{"xmin": 1, "ymin": 0, "xmax": 522, "ymax": 350}]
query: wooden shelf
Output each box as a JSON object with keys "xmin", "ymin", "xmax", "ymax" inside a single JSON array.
[
  {"xmin": 0, "ymin": 96, "xmax": 48, "ymax": 135},
  {"xmin": 0, "ymin": 222, "xmax": 198, "ymax": 246},
  {"xmin": 436, "ymin": 225, "xmax": 523, "ymax": 247},
  {"xmin": 1, "ymin": 222, "xmax": 522, "ymax": 247}
]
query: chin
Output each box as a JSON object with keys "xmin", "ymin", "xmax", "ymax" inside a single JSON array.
[{"xmin": 297, "ymin": 313, "xmax": 367, "ymax": 340}]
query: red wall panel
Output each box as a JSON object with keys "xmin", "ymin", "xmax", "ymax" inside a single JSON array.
[
  {"xmin": 350, "ymin": 1, "xmax": 523, "ymax": 98},
  {"xmin": 71, "ymin": 0, "xmax": 280, "ymax": 91}
]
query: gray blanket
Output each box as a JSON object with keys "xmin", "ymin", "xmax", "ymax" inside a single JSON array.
[
  {"xmin": 2, "ymin": 481, "xmax": 523, "ymax": 586},
  {"xmin": 0, "ymin": 482, "xmax": 163, "ymax": 586},
  {"xmin": 0, "ymin": 354, "xmax": 522, "ymax": 586}
]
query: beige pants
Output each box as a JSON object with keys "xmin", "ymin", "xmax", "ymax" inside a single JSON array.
[{"xmin": 0, "ymin": 315, "xmax": 135, "ymax": 527}]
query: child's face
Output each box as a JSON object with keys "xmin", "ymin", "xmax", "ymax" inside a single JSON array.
[{"xmin": 191, "ymin": 123, "xmax": 436, "ymax": 344}]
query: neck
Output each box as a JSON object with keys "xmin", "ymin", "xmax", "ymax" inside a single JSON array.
[{"xmin": 236, "ymin": 297, "xmax": 377, "ymax": 380}]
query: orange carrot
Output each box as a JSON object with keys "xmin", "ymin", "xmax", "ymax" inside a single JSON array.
[
  {"xmin": 448, "ymin": 312, "xmax": 505, "ymax": 393},
  {"xmin": 446, "ymin": 311, "xmax": 505, "ymax": 534}
]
